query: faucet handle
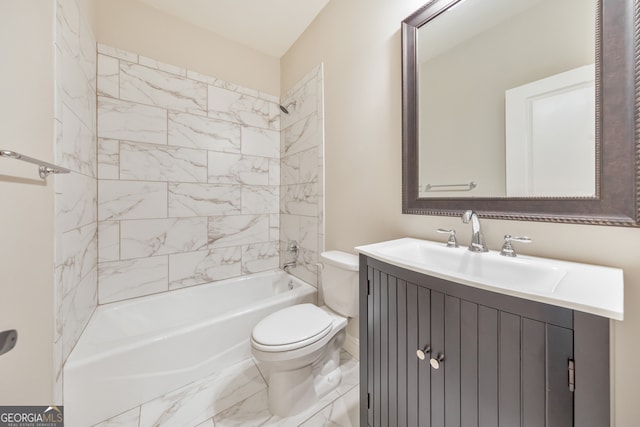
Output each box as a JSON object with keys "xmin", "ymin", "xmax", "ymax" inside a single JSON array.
[
  {"xmin": 287, "ymin": 240, "xmax": 299, "ymax": 259},
  {"xmin": 437, "ymin": 228, "xmax": 459, "ymax": 248},
  {"xmin": 500, "ymin": 235, "xmax": 532, "ymax": 257},
  {"xmin": 461, "ymin": 210, "xmax": 473, "ymax": 223}
]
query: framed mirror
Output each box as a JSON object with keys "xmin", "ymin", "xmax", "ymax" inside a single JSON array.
[{"xmin": 402, "ymin": 0, "xmax": 639, "ymax": 226}]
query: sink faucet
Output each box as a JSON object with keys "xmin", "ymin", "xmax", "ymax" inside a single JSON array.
[{"xmin": 461, "ymin": 210, "xmax": 488, "ymax": 252}]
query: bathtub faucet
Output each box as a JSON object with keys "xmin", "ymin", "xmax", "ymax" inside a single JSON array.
[
  {"xmin": 283, "ymin": 261, "xmax": 297, "ymax": 272},
  {"xmin": 283, "ymin": 241, "xmax": 299, "ymax": 272}
]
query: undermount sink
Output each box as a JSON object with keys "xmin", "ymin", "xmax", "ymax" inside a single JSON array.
[{"xmin": 355, "ymin": 237, "xmax": 624, "ymax": 320}]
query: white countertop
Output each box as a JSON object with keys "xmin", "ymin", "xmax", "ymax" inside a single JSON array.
[{"xmin": 355, "ymin": 238, "xmax": 624, "ymax": 321}]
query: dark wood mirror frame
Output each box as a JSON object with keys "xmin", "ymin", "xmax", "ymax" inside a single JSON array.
[{"xmin": 402, "ymin": 0, "xmax": 639, "ymax": 226}]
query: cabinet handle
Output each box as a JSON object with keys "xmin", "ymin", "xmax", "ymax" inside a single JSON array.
[
  {"xmin": 416, "ymin": 345, "xmax": 431, "ymax": 360},
  {"xmin": 430, "ymin": 353, "xmax": 445, "ymax": 369}
]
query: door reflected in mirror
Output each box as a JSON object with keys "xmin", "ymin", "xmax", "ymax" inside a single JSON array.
[{"xmin": 416, "ymin": 0, "xmax": 596, "ymax": 198}]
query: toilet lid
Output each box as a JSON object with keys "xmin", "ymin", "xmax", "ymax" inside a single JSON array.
[{"xmin": 252, "ymin": 304, "xmax": 333, "ymax": 348}]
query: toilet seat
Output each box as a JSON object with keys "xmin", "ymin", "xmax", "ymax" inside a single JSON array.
[{"xmin": 251, "ymin": 304, "xmax": 333, "ymax": 352}]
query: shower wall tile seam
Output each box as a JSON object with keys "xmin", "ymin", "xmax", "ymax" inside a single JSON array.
[
  {"xmin": 165, "ymin": 161, "xmax": 169, "ymax": 220},
  {"xmin": 99, "ymin": 196, "xmax": 276, "ymax": 219},
  {"xmin": 119, "ymin": 61, "xmax": 209, "ymax": 116},
  {"xmin": 97, "ymin": 253, "xmax": 168, "ymax": 270},
  {"xmin": 97, "ymin": 45, "xmax": 321, "ymax": 305},
  {"xmin": 60, "ymin": 265, "xmax": 98, "ymax": 304},
  {"xmin": 100, "ymin": 54, "xmax": 278, "ymax": 131},
  {"xmin": 100, "ymin": 152, "xmax": 288, "ymax": 176},
  {"xmin": 55, "ymin": 226, "xmax": 97, "ymax": 276},
  {"xmin": 97, "ymin": 213, "xmax": 282, "ymax": 224},
  {"xmin": 57, "ymin": 209, "xmax": 98, "ymax": 233},
  {"xmin": 98, "ymin": 44, "xmax": 139, "ymax": 62},
  {"xmin": 98, "ymin": 110, "xmax": 281, "ymax": 155},
  {"xmin": 101, "ymin": 245, "xmax": 280, "ymax": 262},
  {"xmin": 280, "ymin": 112, "xmax": 319, "ymax": 132},
  {"xmin": 97, "ymin": 100, "xmax": 278, "ymax": 135},
  {"xmin": 57, "ymin": 129, "xmax": 98, "ymax": 178},
  {"xmin": 97, "ymin": 113, "xmax": 280, "ymax": 156},
  {"xmin": 98, "ymin": 46, "xmax": 280, "ymax": 103},
  {"xmin": 97, "ymin": 178, "xmax": 191, "ymax": 184},
  {"xmin": 165, "ymin": 105, "xmax": 169, "ymax": 145},
  {"xmin": 58, "ymin": 292, "xmax": 97, "ymax": 370}
]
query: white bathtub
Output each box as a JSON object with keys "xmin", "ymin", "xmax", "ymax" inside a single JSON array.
[{"xmin": 65, "ymin": 269, "xmax": 316, "ymax": 427}]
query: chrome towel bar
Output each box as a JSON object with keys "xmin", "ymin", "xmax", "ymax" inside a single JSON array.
[
  {"xmin": 423, "ymin": 181, "xmax": 477, "ymax": 192},
  {"xmin": 0, "ymin": 149, "xmax": 71, "ymax": 180}
]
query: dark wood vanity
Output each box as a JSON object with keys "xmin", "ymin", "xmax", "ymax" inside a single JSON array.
[{"xmin": 359, "ymin": 254, "xmax": 610, "ymax": 427}]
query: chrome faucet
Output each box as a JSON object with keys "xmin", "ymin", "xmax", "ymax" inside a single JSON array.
[
  {"xmin": 283, "ymin": 240, "xmax": 299, "ymax": 272},
  {"xmin": 461, "ymin": 210, "xmax": 488, "ymax": 252},
  {"xmin": 283, "ymin": 261, "xmax": 297, "ymax": 272}
]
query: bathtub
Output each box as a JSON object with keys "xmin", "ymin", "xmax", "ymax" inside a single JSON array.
[{"xmin": 64, "ymin": 269, "xmax": 316, "ymax": 427}]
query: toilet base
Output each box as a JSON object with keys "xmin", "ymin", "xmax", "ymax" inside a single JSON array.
[{"xmin": 266, "ymin": 329, "xmax": 345, "ymax": 417}]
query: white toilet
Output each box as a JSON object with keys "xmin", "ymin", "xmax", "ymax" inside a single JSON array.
[{"xmin": 250, "ymin": 250, "xmax": 359, "ymax": 417}]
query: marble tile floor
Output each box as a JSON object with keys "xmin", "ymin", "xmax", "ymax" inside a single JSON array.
[{"xmin": 95, "ymin": 351, "xmax": 359, "ymax": 427}]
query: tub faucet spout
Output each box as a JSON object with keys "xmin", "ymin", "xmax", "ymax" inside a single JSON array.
[
  {"xmin": 461, "ymin": 210, "xmax": 488, "ymax": 252},
  {"xmin": 283, "ymin": 261, "xmax": 296, "ymax": 272},
  {"xmin": 283, "ymin": 240, "xmax": 299, "ymax": 272}
]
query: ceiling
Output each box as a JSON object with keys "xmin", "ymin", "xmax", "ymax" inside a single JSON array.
[{"xmin": 136, "ymin": 0, "xmax": 331, "ymax": 58}]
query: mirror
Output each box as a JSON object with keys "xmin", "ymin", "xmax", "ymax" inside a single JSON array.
[
  {"xmin": 418, "ymin": 0, "xmax": 595, "ymax": 198},
  {"xmin": 402, "ymin": 0, "xmax": 640, "ymax": 226}
]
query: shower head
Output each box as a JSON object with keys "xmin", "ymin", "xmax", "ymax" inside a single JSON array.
[{"xmin": 279, "ymin": 101, "xmax": 296, "ymax": 114}]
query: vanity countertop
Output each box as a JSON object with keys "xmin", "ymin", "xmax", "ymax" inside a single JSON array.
[{"xmin": 355, "ymin": 238, "xmax": 623, "ymax": 320}]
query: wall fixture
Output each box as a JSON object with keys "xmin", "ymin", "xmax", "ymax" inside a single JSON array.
[
  {"xmin": 0, "ymin": 149, "xmax": 71, "ymax": 180},
  {"xmin": 401, "ymin": 0, "xmax": 640, "ymax": 226}
]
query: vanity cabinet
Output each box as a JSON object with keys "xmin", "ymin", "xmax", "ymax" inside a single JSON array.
[{"xmin": 359, "ymin": 255, "xmax": 610, "ymax": 427}]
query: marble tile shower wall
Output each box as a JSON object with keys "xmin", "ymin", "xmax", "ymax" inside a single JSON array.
[
  {"xmin": 53, "ymin": 0, "xmax": 98, "ymax": 404},
  {"xmin": 96, "ymin": 45, "xmax": 282, "ymax": 304},
  {"xmin": 280, "ymin": 65, "xmax": 325, "ymax": 287}
]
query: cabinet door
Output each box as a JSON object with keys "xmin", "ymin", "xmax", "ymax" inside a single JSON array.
[
  {"xmin": 365, "ymin": 265, "xmax": 575, "ymax": 427},
  {"xmin": 469, "ymin": 307, "xmax": 574, "ymax": 427},
  {"xmin": 366, "ymin": 271, "xmax": 446, "ymax": 426},
  {"xmin": 367, "ymin": 268, "xmax": 418, "ymax": 427},
  {"xmin": 438, "ymin": 296, "xmax": 575, "ymax": 427},
  {"xmin": 367, "ymin": 268, "xmax": 403, "ymax": 427}
]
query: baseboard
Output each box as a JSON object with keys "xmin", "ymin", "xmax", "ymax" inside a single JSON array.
[{"xmin": 343, "ymin": 334, "xmax": 359, "ymax": 360}]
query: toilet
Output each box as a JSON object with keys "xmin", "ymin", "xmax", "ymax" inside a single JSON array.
[{"xmin": 250, "ymin": 250, "xmax": 359, "ymax": 417}]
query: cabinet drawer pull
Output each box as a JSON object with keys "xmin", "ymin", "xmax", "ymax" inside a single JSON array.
[
  {"xmin": 416, "ymin": 345, "xmax": 431, "ymax": 360},
  {"xmin": 430, "ymin": 353, "xmax": 445, "ymax": 369}
]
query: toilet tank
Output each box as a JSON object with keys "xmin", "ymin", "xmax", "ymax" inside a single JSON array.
[{"xmin": 320, "ymin": 251, "xmax": 359, "ymax": 317}]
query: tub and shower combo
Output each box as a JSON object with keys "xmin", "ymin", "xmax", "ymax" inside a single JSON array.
[{"xmin": 65, "ymin": 269, "xmax": 316, "ymax": 426}]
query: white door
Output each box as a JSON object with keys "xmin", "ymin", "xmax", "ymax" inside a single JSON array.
[{"xmin": 505, "ymin": 64, "xmax": 595, "ymax": 197}]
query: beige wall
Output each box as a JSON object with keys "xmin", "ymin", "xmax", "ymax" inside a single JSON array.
[
  {"xmin": 0, "ymin": 0, "xmax": 55, "ymax": 404},
  {"xmin": 95, "ymin": 0, "xmax": 281, "ymax": 96},
  {"xmin": 281, "ymin": 0, "xmax": 640, "ymax": 424},
  {"xmin": 78, "ymin": 0, "xmax": 98, "ymax": 31}
]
